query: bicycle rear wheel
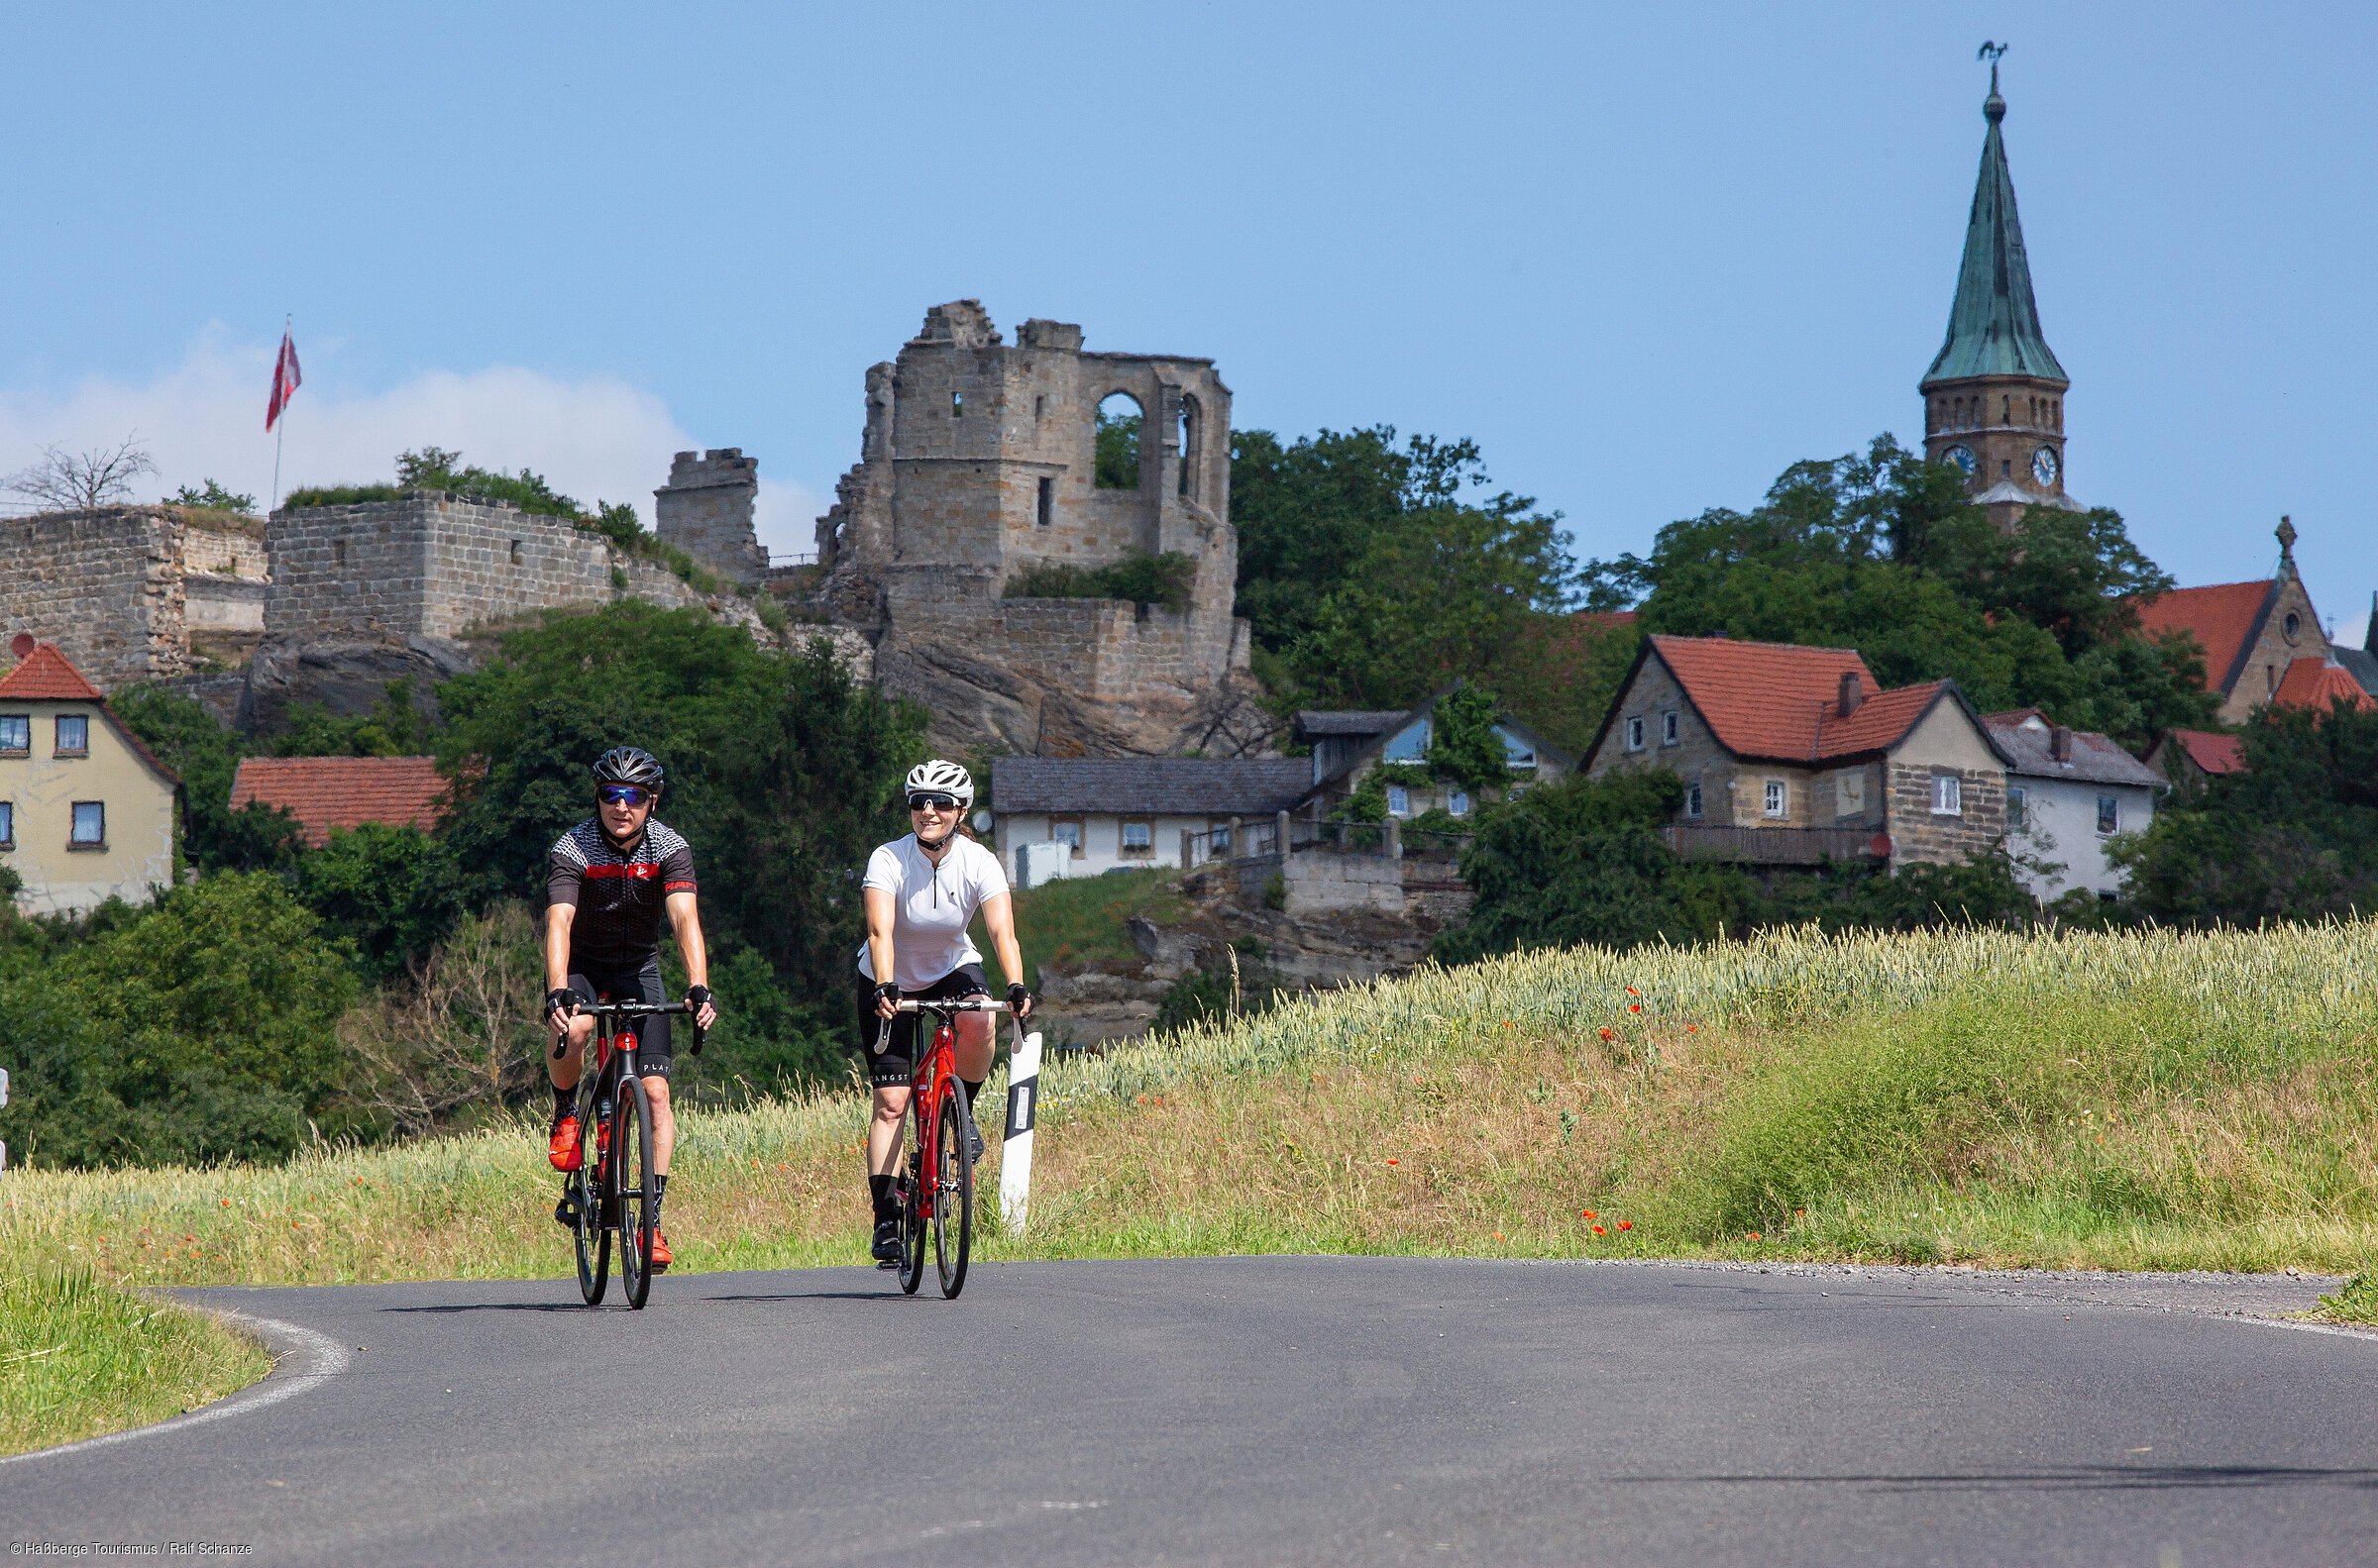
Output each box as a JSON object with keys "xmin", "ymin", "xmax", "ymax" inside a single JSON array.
[
  {"xmin": 572, "ymin": 1089, "xmax": 607, "ymax": 1305},
  {"xmin": 615, "ymin": 1077, "xmax": 657, "ymax": 1309},
  {"xmin": 933, "ymin": 1087, "xmax": 975, "ymax": 1299},
  {"xmin": 897, "ymin": 1091, "xmax": 928, "ymax": 1297}
]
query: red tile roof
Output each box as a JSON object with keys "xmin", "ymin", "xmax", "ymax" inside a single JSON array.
[
  {"xmin": 2132, "ymin": 580, "xmax": 2273, "ymax": 693},
  {"xmin": 0, "ymin": 643, "xmax": 104, "ymax": 701},
  {"xmin": 2167, "ymin": 729, "xmax": 2244, "ymax": 777},
  {"xmin": 1647, "ymin": 635, "xmax": 1949, "ymax": 762},
  {"xmin": 229, "ymin": 756, "xmax": 451, "ymax": 848},
  {"xmin": 2273, "ymin": 657, "xmax": 2378, "ymax": 714}
]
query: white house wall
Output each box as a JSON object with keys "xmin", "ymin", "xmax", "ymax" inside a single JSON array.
[
  {"xmin": 2007, "ymin": 778, "xmax": 2154, "ymax": 900},
  {"xmin": 997, "ymin": 811, "xmax": 1223, "ymax": 882}
]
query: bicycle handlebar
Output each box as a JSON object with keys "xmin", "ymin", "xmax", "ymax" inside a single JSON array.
[
  {"xmin": 890, "ymin": 997, "xmax": 1013, "ymax": 1014},
  {"xmin": 576, "ymin": 999, "xmax": 697, "ymax": 1017}
]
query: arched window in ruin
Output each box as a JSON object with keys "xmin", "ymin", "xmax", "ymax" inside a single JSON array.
[
  {"xmin": 1177, "ymin": 394, "xmax": 1202, "ymax": 499},
  {"xmin": 1095, "ymin": 391, "xmax": 1143, "ymax": 490}
]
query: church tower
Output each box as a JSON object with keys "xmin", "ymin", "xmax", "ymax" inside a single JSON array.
[{"xmin": 1920, "ymin": 52, "xmax": 2078, "ymax": 529}]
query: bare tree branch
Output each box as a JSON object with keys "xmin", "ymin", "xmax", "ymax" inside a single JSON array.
[{"xmin": 5, "ymin": 436, "xmax": 158, "ymax": 511}]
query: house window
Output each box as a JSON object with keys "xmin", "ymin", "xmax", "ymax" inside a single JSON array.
[
  {"xmin": 0, "ymin": 800, "xmax": 12, "ymax": 848},
  {"xmin": 1447, "ymin": 789, "xmax": 1472, "ymax": 818},
  {"xmin": 2097, "ymin": 795, "xmax": 2119, "ymax": 835},
  {"xmin": 951, "ymin": 389, "xmax": 965, "ymax": 417},
  {"xmin": 1931, "ymin": 775, "xmax": 1963, "ymax": 816},
  {"xmin": 0, "ymin": 716, "xmax": 27, "ymax": 756},
  {"xmin": 1685, "ymin": 782, "xmax": 1703, "ymax": 818},
  {"xmin": 1382, "ymin": 721, "xmax": 1429, "ymax": 763},
  {"xmin": 1121, "ymin": 820, "xmax": 1153, "ymax": 857},
  {"xmin": 54, "ymin": 715, "xmax": 88, "ymax": 757},
  {"xmin": 70, "ymin": 800, "xmax": 105, "ymax": 848},
  {"xmin": 1385, "ymin": 784, "xmax": 1412, "ymax": 818},
  {"xmin": 1210, "ymin": 822, "xmax": 1232, "ymax": 853},
  {"xmin": 1625, "ymin": 716, "xmax": 1646, "ymax": 753},
  {"xmin": 1763, "ymin": 779, "xmax": 1787, "ymax": 818},
  {"xmin": 1660, "ymin": 710, "xmax": 1678, "ymax": 747},
  {"xmin": 1834, "ymin": 769, "xmax": 1865, "ymax": 817},
  {"xmin": 2284, "ymin": 611, "xmax": 2302, "ymax": 642},
  {"xmin": 1050, "ymin": 818, "xmax": 1084, "ymax": 859},
  {"xmin": 1497, "ymin": 726, "xmax": 1537, "ymax": 771},
  {"xmin": 1035, "ymin": 476, "xmax": 1053, "ymax": 527},
  {"xmin": 2006, "ymin": 785, "xmax": 2027, "ymax": 829}
]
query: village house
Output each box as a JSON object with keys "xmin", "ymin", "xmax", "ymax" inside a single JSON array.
[
  {"xmin": 1289, "ymin": 691, "xmax": 1572, "ymax": 821},
  {"xmin": 989, "ymin": 756, "xmax": 1311, "ymax": 885},
  {"xmin": 0, "ymin": 638, "xmax": 177, "ymax": 915},
  {"xmin": 1981, "ymin": 710, "xmax": 2161, "ymax": 900},
  {"xmin": 1583, "ymin": 634, "xmax": 2007, "ymax": 869},
  {"xmin": 227, "ymin": 756, "xmax": 452, "ymax": 847}
]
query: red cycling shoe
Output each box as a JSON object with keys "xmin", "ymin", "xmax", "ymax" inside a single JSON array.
[
  {"xmin": 648, "ymin": 1229, "xmax": 672, "ymax": 1271},
  {"xmin": 548, "ymin": 1110, "xmax": 582, "ymax": 1172}
]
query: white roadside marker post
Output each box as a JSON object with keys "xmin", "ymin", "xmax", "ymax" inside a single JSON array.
[{"xmin": 1001, "ymin": 1025, "xmax": 1042, "ymax": 1234}]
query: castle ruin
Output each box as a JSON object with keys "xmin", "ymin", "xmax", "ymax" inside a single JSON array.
[{"xmin": 802, "ymin": 301, "xmax": 1266, "ymax": 758}]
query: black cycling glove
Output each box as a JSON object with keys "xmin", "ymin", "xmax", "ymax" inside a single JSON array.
[
  {"xmin": 1008, "ymin": 983, "xmax": 1032, "ymax": 1018},
  {"xmin": 544, "ymin": 988, "xmax": 579, "ymax": 1024},
  {"xmin": 872, "ymin": 982, "xmax": 902, "ymax": 1010},
  {"xmin": 684, "ymin": 985, "xmax": 713, "ymax": 1055}
]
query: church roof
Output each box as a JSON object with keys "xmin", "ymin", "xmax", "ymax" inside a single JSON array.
[
  {"xmin": 2273, "ymin": 658, "xmax": 2377, "ymax": 715},
  {"xmin": 1922, "ymin": 69, "xmax": 2068, "ymax": 389},
  {"xmin": 2133, "ymin": 579, "xmax": 2277, "ymax": 697}
]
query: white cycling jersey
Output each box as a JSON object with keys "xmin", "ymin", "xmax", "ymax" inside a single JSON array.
[{"xmin": 856, "ymin": 833, "xmax": 1010, "ymax": 992}]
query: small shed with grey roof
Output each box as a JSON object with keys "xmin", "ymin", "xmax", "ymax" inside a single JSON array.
[
  {"xmin": 990, "ymin": 756, "xmax": 1311, "ymax": 883},
  {"xmin": 1982, "ymin": 710, "xmax": 2162, "ymax": 902}
]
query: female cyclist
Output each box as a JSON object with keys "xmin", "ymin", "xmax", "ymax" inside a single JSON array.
[{"xmin": 857, "ymin": 760, "xmax": 1033, "ymax": 1265}]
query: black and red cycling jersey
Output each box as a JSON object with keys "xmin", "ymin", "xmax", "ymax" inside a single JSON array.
[{"xmin": 546, "ymin": 819, "xmax": 698, "ymax": 971}]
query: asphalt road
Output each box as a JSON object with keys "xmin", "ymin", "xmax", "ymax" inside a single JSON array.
[{"xmin": 5, "ymin": 1257, "xmax": 2374, "ymax": 1566}]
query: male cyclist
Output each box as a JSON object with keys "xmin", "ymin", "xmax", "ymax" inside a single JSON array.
[
  {"xmin": 544, "ymin": 746, "xmax": 719, "ymax": 1272},
  {"xmin": 858, "ymin": 759, "xmax": 1032, "ymax": 1266}
]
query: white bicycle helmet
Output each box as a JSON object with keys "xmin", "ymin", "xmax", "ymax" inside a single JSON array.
[{"xmin": 904, "ymin": 759, "xmax": 975, "ymax": 807}]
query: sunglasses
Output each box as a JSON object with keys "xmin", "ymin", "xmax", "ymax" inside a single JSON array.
[
  {"xmin": 908, "ymin": 793, "xmax": 962, "ymax": 812},
  {"xmin": 598, "ymin": 784, "xmax": 654, "ymax": 807}
]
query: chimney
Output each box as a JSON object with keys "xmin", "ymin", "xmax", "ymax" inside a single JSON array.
[
  {"xmin": 1837, "ymin": 671, "xmax": 1863, "ymax": 717},
  {"xmin": 2050, "ymin": 724, "xmax": 2073, "ymax": 763}
]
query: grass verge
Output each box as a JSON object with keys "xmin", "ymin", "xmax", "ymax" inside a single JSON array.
[
  {"xmin": 984, "ymin": 867, "xmax": 1186, "ymax": 992},
  {"xmin": 4, "ymin": 921, "xmax": 2376, "ymax": 1297},
  {"xmin": 0, "ymin": 1269, "xmax": 269, "ymax": 1457}
]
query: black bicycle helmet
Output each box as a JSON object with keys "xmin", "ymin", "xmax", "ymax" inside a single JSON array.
[{"xmin": 592, "ymin": 746, "xmax": 665, "ymax": 789}]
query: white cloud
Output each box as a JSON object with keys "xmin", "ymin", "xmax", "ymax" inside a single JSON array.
[{"xmin": 0, "ymin": 328, "xmax": 824, "ymax": 558}]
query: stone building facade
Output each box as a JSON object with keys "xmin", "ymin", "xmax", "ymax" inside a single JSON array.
[
  {"xmin": 0, "ymin": 506, "xmax": 272, "ymax": 686},
  {"xmin": 807, "ymin": 301, "xmax": 1264, "ymax": 757},
  {"xmin": 655, "ymin": 448, "xmax": 766, "ymax": 587}
]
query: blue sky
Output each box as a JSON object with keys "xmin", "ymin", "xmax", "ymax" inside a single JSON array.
[{"xmin": 5, "ymin": 2, "xmax": 2371, "ymax": 646}]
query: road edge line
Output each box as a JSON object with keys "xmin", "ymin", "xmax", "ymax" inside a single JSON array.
[{"xmin": 0, "ymin": 1307, "xmax": 351, "ymax": 1468}]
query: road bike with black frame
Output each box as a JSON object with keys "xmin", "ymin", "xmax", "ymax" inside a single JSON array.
[
  {"xmin": 876, "ymin": 997, "xmax": 1011, "ymax": 1299},
  {"xmin": 562, "ymin": 998, "xmax": 701, "ymax": 1310}
]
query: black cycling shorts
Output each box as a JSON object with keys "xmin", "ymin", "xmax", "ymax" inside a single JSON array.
[
  {"xmin": 853, "ymin": 963, "xmax": 990, "ymax": 1089},
  {"xmin": 568, "ymin": 957, "xmax": 671, "ymax": 1081}
]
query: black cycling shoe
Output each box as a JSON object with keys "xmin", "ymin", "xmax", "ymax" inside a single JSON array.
[
  {"xmin": 553, "ymin": 1185, "xmax": 581, "ymax": 1228},
  {"xmin": 968, "ymin": 1123, "xmax": 985, "ymax": 1166},
  {"xmin": 871, "ymin": 1217, "xmax": 904, "ymax": 1269}
]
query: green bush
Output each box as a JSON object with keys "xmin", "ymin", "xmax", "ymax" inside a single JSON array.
[
  {"xmin": 1004, "ymin": 552, "xmax": 1196, "ymax": 611},
  {"xmin": 1, "ymin": 875, "xmax": 360, "ymax": 1168},
  {"xmin": 292, "ymin": 824, "xmax": 466, "ymax": 984}
]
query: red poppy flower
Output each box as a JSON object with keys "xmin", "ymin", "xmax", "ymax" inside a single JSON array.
[
  {"xmin": 1684, "ymin": 1024, "xmax": 1698, "ymax": 1033},
  {"xmin": 1749, "ymin": 1231, "xmax": 1762, "ymax": 1241},
  {"xmin": 1629, "ymin": 1003, "xmax": 1642, "ymax": 1013},
  {"xmin": 1494, "ymin": 1232, "xmax": 1507, "ymax": 1242},
  {"xmin": 1598, "ymin": 1027, "xmax": 1615, "ymax": 1042},
  {"xmin": 1625, "ymin": 987, "xmax": 1639, "ymax": 996},
  {"xmin": 1591, "ymin": 1224, "xmax": 1606, "ymax": 1236},
  {"xmin": 1617, "ymin": 1219, "xmax": 1633, "ymax": 1231},
  {"xmin": 1581, "ymin": 1208, "xmax": 1596, "ymax": 1219},
  {"xmin": 1386, "ymin": 1158, "xmax": 1400, "ymax": 1166}
]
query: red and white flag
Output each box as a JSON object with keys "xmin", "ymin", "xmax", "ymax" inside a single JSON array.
[{"xmin": 266, "ymin": 327, "xmax": 302, "ymax": 432}]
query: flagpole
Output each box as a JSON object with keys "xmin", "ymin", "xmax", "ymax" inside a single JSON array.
[{"xmin": 270, "ymin": 315, "xmax": 290, "ymax": 511}]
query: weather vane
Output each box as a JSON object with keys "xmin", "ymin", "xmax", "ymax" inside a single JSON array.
[{"xmin": 1978, "ymin": 40, "xmax": 2007, "ymax": 97}]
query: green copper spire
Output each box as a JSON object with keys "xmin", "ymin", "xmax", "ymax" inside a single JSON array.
[{"xmin": 1922, "ymin": 55, "xmax": 2067, "ymax": 387}]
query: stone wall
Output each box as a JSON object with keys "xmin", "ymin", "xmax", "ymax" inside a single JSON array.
[
  {"xmin": 655, "ymin": 448, "xmax": 766, "ymax": 587},
  {"xmin": 809, "ymin": 300, "xmax": 1264, "ymax": 757},
  {"xmin": 0, "ymin": 507, "xmax": 188, "ymax": 686},
  {"xmin": 1885, "ymin": 761, "xmax": 2006, "ymax": 865},
  {"xmin": 2220, "ymin": 569, "xmax": 2327, "ymax": 722}
]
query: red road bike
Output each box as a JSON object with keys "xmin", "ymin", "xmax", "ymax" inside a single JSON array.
[
  {"xmin": 879, "ymin": 997, "xmax": 1009, "ymax": 1299},
  {"xmin": 566, "ymin": 997, "xmax": 699, "ymax": 1310}
]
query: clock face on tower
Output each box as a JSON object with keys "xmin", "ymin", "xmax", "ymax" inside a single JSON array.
[
  {"xmin": 1944, "ymin": 445, "xmax": 1978, "ymax": 477},
  {"xmin": 2031, "ymin": 446, "xmax": 2060, "ymax": 486}
]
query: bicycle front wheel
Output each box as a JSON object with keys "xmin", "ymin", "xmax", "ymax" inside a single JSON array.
[
  {"xmin": 573, "ymin": 1094, "xmax": 608, "ymax": 1306},
  {"xmin": 897, "ymin": 1091, "xmax": 928, "ymax": 1297},
  {"xmin": 615, "ymin": 1078, "xmax": 657, "ymax": 1309},
  {"xmin": 933, "ymin": 1087, "xmax": 975, "ymax": 1299}
]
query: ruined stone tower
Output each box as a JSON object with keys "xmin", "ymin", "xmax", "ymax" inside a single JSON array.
[
  {"xmin": 810, "ymin": 300, "xmax": 1264, "ymax": 758},
  {"xmin": 1919, "ymin": 57, "xmax": 2080, "ymax": 531},
  {"xmin": 655, "ymin": 448, "xmax": 766, "ymax": 587}
]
